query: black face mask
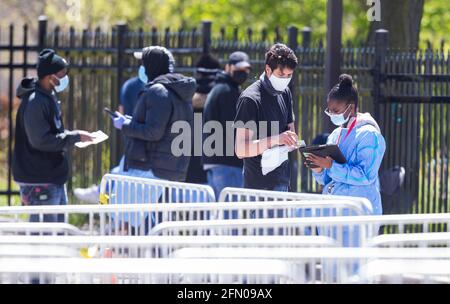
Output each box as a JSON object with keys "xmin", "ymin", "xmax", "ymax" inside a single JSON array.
[{"xmin": 231, "ymin": 70, "xmax": 249, "ymax": 85}]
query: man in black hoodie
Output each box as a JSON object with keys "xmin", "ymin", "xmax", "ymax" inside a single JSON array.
[
  {"xmin": 202, "ymin": 52, "xmax": 251, "ymax": 198},
  {"xmin": 112, "ymin": 46, "xmax": 196, "ymax": 182},
  {"xmin": 12, "ymin": 49, "xmax": 94, "ymax": 222}
]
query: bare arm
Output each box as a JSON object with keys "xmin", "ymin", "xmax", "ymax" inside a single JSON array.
[
  {"xmin": 288, "ymin": 122, "xmax": 295, "ymax": 132},
  {"xmin": 235, "ymin": 128, "xmax": 298, "ymax": 159}
]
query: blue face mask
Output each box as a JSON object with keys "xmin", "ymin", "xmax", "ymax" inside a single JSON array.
[
  {"xmin": 54, "ymin": 75, "xmax": 69, "ymax": 93},
  {"xmin": 138, "ymin": 65, "xmax": 148, "ymax": 84}
]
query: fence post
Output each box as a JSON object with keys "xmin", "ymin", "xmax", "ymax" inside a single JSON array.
[
  {"xmin": 38, "ymin": 15, "xmax": 48, "ymax": 50},
  {"xmin": 114, "ymin": 22, "xmax": 127, "ymax": 165},
  {"xmin": 324, "ymin": 0, "xmax": 343, "ymax": 133},
  {"xmin": 300, "ymin": 27, "xmax": 312, "ymax": 193},
  {"xmin": 373, "ymin": 29, "xmax": 388, "ymax": 122},
  {"xmin": 288, "ymin": 26, "xmax": 299, "ymax": 192},
  {"xmin": 6, "ymin": 25, "xmax": 14, "ymax": 206},
  {"xmin": 301, "ymin": 27, "xmax": 311, "ymax": 49},
  {"xmin": 202, "ymin": 21, "xmax": 212, "ymax": 55}
]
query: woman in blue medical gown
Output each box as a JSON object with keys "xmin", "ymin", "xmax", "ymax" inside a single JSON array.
[{"xmin": 306, "ymin": 74, "xmax": 386, "ymax": 249}]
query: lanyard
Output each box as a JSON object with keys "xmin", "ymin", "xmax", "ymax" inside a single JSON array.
[{"xmin": 337, "ymin": 118, "xmax": 357, "ymax": 145}]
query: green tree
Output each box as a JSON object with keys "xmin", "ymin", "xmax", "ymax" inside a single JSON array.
[{"xmin": 1, "ymin": 0, "xmax": 448, "ymax": 49}]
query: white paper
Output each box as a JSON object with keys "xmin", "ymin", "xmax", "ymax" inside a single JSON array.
[
  {"xmin": 261, "ymin": 145, "xmax": 290, "ymax": 175},
  {"xmin": 75, "ymin": 130, "xmax": 109, "ymax": 148},
  {"xmin": 261, "ymin": 140, "xmax": 306, "ymax": 175}
]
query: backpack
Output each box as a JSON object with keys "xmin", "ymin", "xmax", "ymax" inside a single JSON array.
[{"xmin": 380, "ymin": 166, "xmax": 412, "ymax": 214}]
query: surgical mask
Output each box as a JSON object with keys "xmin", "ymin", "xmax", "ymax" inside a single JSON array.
[
  {"xmin": 138, "ymin": 65, "xmax": 148, "ymax": 84},
  {"xmin": 325, "ymin": 105, "xmax": 351, "ymax": 126},
  {"xmin": 231, "ymin": 70, "xmax": 249, "ymax": 85},
  {"xmin": 269, "ymin": 73, "xmax": 291, "ymax": 92},
  {"xmin": 54, "ymin": 75, "xmax": 69, "ymax": 93}
]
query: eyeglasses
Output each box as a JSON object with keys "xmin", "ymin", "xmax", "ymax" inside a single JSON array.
[{"xmin": 324, "ymin": 104, "xmax": 351, "ymax": 116}]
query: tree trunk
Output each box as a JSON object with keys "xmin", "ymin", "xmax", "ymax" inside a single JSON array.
[{"xmin": 368, "ymin": 0, "xmax": 424, "ymax": 49}]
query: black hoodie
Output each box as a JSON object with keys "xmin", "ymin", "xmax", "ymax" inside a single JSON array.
[
  {"xmin": 202, "ymin": 72, "xmax": 243, "ymax": 169},
  {"xmin": 12, "ymin": 77, "xmax": 81, "ymax": 185},
  {"xmin": 122, "ymin": 73, "xmax": 196, "ymax": 181}
]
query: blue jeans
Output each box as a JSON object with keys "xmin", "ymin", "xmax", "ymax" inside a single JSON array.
[
  {"xmin": 271, "ymin": 185, "xmax": 289, "ymax": 192},
  {"xmin": 19, "ymin": 184, "xmax": 67, "ymax": 223},
  {"xmin": 207, "ymin": 165, "xmax": 243, "ymax": 199}
]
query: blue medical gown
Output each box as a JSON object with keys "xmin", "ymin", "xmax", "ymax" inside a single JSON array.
[
  {"xmin": 311, "ymin": 118, "xmax": 386, "ymax": 249},
  {"xmin": 312, "ymin": 121, "xmax": 386, "ymax": 215}
]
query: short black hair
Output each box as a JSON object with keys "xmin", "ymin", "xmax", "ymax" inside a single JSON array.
[
  {"xmin": 265, "ymin": 43, "xmax": 298, "ymax": 71},
  {"xmin": 327, "ymin": 74, "xmax": 359, "ymax": 108}
]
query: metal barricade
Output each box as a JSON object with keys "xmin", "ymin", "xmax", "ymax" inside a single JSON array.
[
  {"xmin": 0, "ymin": 222, "xmax": 84, "ymax": 236},
  {"xmin": 219, "ymin": 187, "xmax": 373, "ymax": 215},
  {"xmin": 0, "ymin": 235, "xmax": 337, "ymax": 259},
  {"xmin": 98, "ymin": 173, "xmax": 216, "ymax": 230},
  {"xmin": 0, "ymin": 258, "xmax": 298, "ymax": 284},
  {"xmin": 150, "ymin": 213, "xmax": 450, "ymax": 247},
  {"xmin": 99, "ymin": 173, "xmax": 216, "ymax": 205},
  {"xmin": 358, "ymin": 259, "xmax": 450, "ymax": 283},
  {"xmin": 368, "ymin": 232, "xmax": 450, "ymax": 248},
  {"xmin": 2, "ymin": 243, "xmax": 450, "ymax": 283},
  {"xmin": 169, "ymin": 247, "xmax": 450, "ymax": 284},
  {"xmin": 0, "ymin": 200, "xmax": 369, "ymax": 236}
]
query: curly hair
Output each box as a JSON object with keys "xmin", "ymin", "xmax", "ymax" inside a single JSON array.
[{"xmin": 265, "ymin": 43, "xmax": 298, "ymax": 71}]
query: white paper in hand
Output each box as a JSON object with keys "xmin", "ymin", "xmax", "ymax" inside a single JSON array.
[
  {"xmin": 75, "ymin": 130, "xmax": 109, "ymax": 148},
  {"xmin": 261, "ymin": 145, "xmax": 290, "ymax": 175}
]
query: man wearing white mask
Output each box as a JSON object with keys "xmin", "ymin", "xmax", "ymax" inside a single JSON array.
[{"xmin": 234, "ymin": 43, "xmax": 298, "ymax": 191}]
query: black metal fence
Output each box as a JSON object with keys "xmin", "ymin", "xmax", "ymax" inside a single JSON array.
[{"xmin": 0, "ymin": 17, "xmax": 449, "ymax": 215}]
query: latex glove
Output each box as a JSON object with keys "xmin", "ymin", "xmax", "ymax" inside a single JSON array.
[{"xmin": 112, "ymin": 112, "xmax": 131, "ymax": 130}]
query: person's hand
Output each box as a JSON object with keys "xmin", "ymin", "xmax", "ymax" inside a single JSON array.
[
  {"xmin": 304, "ymin": 162, "xmax": 324, "ymax": 174},
  {"xmin": 306, "ymin": 154, "xmax": 333, "ymax": 170},
  {"xmin": 112, "ymin": 112, "xmax": 131, "ymax": 130},
  {"xmin": 273, "ymin": 131, "xmax": 298, "ymax": 148},
  {"xmin": 77, "ymin": 130, "xmax": 95, "ymax": 142}
]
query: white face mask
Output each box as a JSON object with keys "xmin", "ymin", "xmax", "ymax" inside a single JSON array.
[
  {"xmin": 269, "ymin": 73, "xmax": 291, "ymax": 92},
  {"xmin": 325, "ymin": 104, "xmax": 352, "ymax": 126}
]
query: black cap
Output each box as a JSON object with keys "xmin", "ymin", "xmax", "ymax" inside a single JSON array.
[
  {"xmin": 228, "ymin": 51, "xmax": 251, "ymax": 69},
  {"xmin": 37, "ymin": 49, "xmax": 68, "ymax": 79}
]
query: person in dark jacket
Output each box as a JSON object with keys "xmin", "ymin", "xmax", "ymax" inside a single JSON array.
[
  {"xmin": 202, "ymin": 51, "xmax": 251, "ymax": 198},
  {"xmin": 185, "ymin": 54, "xmax": 222, "ymax": 185},
  {"xmin": 12, "ymin": 49, "xmax": 94, "ymax": 222},
  {"xmin": 108, "ymin": 46, "xmax": 196, "ymax": 229},
  {"xmin": 113, "ymin": 46, "xmax": 196, "ymax": 181}
]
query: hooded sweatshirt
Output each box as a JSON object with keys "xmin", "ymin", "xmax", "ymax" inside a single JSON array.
[
  {"xmin": 122, "ymin": 73, "xmax": 196, "ymax": 181},
  {"xmin": 12, "ymin": 77, "xmax": 81, "ymax": 185},
  {"xmin": 312, "ymin": 112, "xmax": 386, "ymax": 215}
]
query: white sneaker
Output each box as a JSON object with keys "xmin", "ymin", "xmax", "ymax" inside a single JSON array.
[{"xmin": 73, "ymin": 185, "xmax": 100, "ymax": 204}]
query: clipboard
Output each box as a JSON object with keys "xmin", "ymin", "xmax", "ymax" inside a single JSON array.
[{"xmin": 299, "ymin": 144, "xmax": 347, "ymax": 168}]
